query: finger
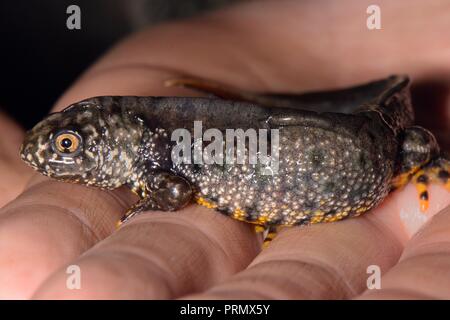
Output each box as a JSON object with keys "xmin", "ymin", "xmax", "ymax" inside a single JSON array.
[
  {"xmin": 31, "ymin": 205, "xmax": 260, "ymax": 299},
  {"xmin": 0, "ymin": 174, "xmax": 135, "ymax": 299},
  {"xmin": 358, "ymin": 191, "xmax": 450, "ymax": 299},
  {"xmin": 0, "ymin": 111, "xmax": 33, "ymax": 207},
  {"xmin": 182, "ymin": 184, "xmax": 449, "ymax": 299},
  {"xmin": 91, "ymin": 0, "xmax": 450, "ymax": 93}
]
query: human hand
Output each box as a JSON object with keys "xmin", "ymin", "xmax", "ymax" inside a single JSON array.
[
  {"xmin": 0, "ymin": 112, "xmax": 33, "ymax": 209},
  {"xmin": 0, "ymin": 0, "xmax": 449, "ymax": 299}
]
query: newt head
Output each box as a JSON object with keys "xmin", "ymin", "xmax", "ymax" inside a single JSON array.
[{"xmin": 20, "ymin": 100, "xmax": 111, "ymax": 187}]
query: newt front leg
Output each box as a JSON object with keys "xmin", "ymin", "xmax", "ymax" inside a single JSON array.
[{"xmin": 118, "ymin": 171, "xmax": 193, "ymax": 226}]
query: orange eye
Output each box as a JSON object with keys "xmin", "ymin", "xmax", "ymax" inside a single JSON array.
[{"xmin": 54, "ymin": 132, "xmax": 81, "ymax": 154}]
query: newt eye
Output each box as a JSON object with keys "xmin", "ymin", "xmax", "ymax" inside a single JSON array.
[{"xmin": 53, "ymin": 131, "xmax": 82, "ymax": 155}]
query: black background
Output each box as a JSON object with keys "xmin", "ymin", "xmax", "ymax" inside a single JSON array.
[
  {"xmin": 0, "ymin": 299, "xmax": 446, "ymax": 318},
  {"xmin": 0, "ymin": 0, "xmax": 234, "ymax": 129}
]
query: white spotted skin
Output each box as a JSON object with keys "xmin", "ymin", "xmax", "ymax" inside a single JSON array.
[{"xmin": 174, "ymin": 124, "xmax": 394, "ymax": 226}]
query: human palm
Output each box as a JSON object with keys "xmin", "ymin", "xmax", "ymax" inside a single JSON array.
[{"xmin": 0, "ymin": 0, "xmax": 449, "ymax": 299}]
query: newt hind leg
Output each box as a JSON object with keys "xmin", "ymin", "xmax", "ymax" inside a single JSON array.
[
  {"xmin": 393, "ymin": 126, "xmax": 449, "ymax": 211},
  {"xmin": 411, "ymin": 157, "xmax": 450, "ymax": 211}
]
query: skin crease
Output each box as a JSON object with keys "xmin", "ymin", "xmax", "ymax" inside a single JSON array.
[{"xmin": 0, "ymin": 0, "xmax": 449, "ymax": 299}]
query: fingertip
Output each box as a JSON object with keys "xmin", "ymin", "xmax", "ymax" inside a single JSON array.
[{"xmin": 371, "ymin": 183, "xmax": 450, "ymax": 241}]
